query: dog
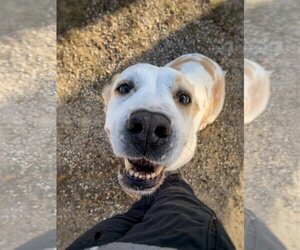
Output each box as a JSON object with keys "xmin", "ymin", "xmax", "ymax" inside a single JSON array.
[
  {"xmin": 102, "ymin": 53, "xmax": 226, "ymax": 195},
  {"xmin": 244, "ymin": 59, "xmax": 271, "ymax": 124}
]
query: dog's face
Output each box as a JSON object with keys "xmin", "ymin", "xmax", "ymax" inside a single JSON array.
[
  {"xmin": 103, "ymin": 64, "xmax": 200, "ymax": 194},
  {"xmin": 102, "ymin": 54, "xmax": 225, "ymax": 195}
]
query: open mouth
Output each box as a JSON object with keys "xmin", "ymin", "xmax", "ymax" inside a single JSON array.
[{"xmin": 121, "ymin": 158, "xmax": 164, "ymax": 190}]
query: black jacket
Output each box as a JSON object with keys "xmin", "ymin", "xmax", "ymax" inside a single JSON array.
[{"xmin": 67, "ymin": 174, "xmax": 235, "ymax": 250}]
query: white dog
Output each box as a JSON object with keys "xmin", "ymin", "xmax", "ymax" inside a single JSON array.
[
  {"xmin": 102, "ymin": 53, "xmax": 226, "ymax": 195},
  {"xmin": 244, "ymin": 59, "xmax": 271, "ymax": 124}
]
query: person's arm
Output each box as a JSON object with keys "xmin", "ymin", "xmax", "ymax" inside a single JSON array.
[{"xmin": 66, "ymin": 196, "xmax": 153, "ymax": 250}]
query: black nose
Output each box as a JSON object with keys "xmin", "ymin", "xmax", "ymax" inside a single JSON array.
[{"xmin": 126, "ymin": 110, "xmax": 171, "ymax": 145}]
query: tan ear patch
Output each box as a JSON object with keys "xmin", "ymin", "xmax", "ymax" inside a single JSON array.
[
  {"xmin": 200, "ymin": 57, "xmax": 217, "ymax": 82},
  {"xmin": 168, "ymin": 56, "xmax": 217, "ymax": 82},
  {"xmin": 167, "ymin": 54, "xmax": 225, "ymax": 130},
  {"xmin": 168, "ymin": 57, "xmax": 200, "ymax": 70},
  {"xmin": 199, "ymin": 74, "xmax": 225, "ymax": 130},
  {"xmin": 101, "ymin": 74, "xmax": 120, "ymax": 112},
  {"xmin": 200, "ymin": 96, "xmax": 212, "ymax": 131},
  {"xmin": 102, "ymin": 84, "xmax": 112, "ymax": 108},
  {"xmin": 211, "ymin": 74, "xmax": 225, "ymax": 116},
  {"xmin": 199, "ymin": 58, "xmax": 224, "ymax": 130}
]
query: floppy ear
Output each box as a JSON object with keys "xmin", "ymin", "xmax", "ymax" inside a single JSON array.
[
  {"xmin": 199, "ymin": 72, "xmax": 226, "ymax": 131},
  {"xmin": 102, "ymin": 74, "xmax": 120, "ymax": 112},
  {"xmin": 166, "ymin": 54, "xmax": 199, "ymax": 71},
  {"xmin": 102, "ymin": 84, "xmax": 112, "ymax": 112},
  {"xmin": 166, "ymin": 54, "xmax": 226, "ymax": 131}
]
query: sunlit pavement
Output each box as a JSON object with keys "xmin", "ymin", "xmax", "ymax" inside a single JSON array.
[
  {"xmin": 0, "ymin": 1, "xmax": 56, "ymax": 249},
  {"xmin": 245, "ymin": 0, "xmax": 300, "ymax": 249}
]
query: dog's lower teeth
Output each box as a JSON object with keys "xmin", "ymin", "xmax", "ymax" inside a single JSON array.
[
  {"xmin": 125, "ymin": 159, "xmax": 164, "ymax": 181},
  {"xmin": 126, "ymin": 169, "xmax": 158, "ymax": 180},
  {"xmin": 129, "ymin": 169, "xmax": 134, "ymax": 176}
]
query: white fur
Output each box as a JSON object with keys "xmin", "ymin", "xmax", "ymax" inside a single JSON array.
[{"xmin": 104, "ymin": 53, "xmax": 225, "ymax": 173}]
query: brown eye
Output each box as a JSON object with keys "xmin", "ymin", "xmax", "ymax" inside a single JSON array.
[
  {"xmin": 117, "ymin": 83, "xmax": 133, "ymax": 95},
  {"xmin": 178, "ymin": 93, "xmax": 191, "ymax": 105}
]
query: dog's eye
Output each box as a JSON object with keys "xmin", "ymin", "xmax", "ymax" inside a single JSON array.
[
  {"xmin": 178, "ymin": 93, "xmax": 191, "ymax": 105},
  {"xmin": 117, "ymin": 83, "xmax": 133, "ymax": 95}
]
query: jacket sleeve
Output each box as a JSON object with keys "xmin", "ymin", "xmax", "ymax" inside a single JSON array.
[{"xmin": 66, "ymin": 196, "xmax": 153, "ymax": 250}]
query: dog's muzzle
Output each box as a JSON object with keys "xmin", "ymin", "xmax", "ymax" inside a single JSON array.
[{"xmin": 117, "ymin": 110, "xmax": 175, "ymax": 192}]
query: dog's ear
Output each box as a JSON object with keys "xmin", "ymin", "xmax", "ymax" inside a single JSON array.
[
  {"xmin": 199, "ymin": 72, "xmax": 225, "ymax": 130},
  {"xmin": 166, "ymin": 55, "xmax": 197, "ymax": 71},
  {"xmin": 167, "ymin": 54, "xmax": 225, "ymax": 131},
  {"xmin": 102, "ymin": 74, "xmax": 120, "ymax": 112},
  {"xmin": 102, "ymin": 84, "xmax": 112, "ymax": 111}
]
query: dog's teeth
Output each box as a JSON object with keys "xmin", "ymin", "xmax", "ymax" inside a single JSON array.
[
  {"xmin": 125, "ymin": 158, "xmax": 164, "ymax": 180},
  {"xmin": 129, "ymin": 169, "xmax": 134, "ymax": 176},
  {"xmin": 125, "ymin": 159, "xmax": 132, "ymax": 171},
  {"xmin": 155, "ymin": 166, "xmax": 163, "ymax": 175}
]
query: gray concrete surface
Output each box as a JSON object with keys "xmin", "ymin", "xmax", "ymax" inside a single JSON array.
[
  {"xmin": 57, "ymin": 1, "xmax": 243, "ymax": 249},
  {"xmin": 0, "ymin": 1, "xmax": 56, "ymax": 249},
  {"xmin": 245, "ymin": 0, "xmax": 300, "ymax": 249}
]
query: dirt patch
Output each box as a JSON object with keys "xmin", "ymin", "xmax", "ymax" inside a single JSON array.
[{"xmin": 57, "ymin": 1, "xmax": 244, "ymax": 249}]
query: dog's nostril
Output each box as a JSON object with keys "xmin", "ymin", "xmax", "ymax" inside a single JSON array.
[
  {"xmin": 154, "ymin": 126, "xmax": 168, "ymax": 139},
  {"xmin": 129, "ymin": 122, "xmax": 143, "ymax": 134}
]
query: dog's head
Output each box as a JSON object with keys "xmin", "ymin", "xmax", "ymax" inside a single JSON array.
[{"xmin": 102, "ymin": 54, "xmax": 225, "ymax": 195}]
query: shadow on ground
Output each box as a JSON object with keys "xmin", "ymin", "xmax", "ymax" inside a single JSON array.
[{"xmin": 58, "ymin": 0, "xmax": 141, "ymax": 35}]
